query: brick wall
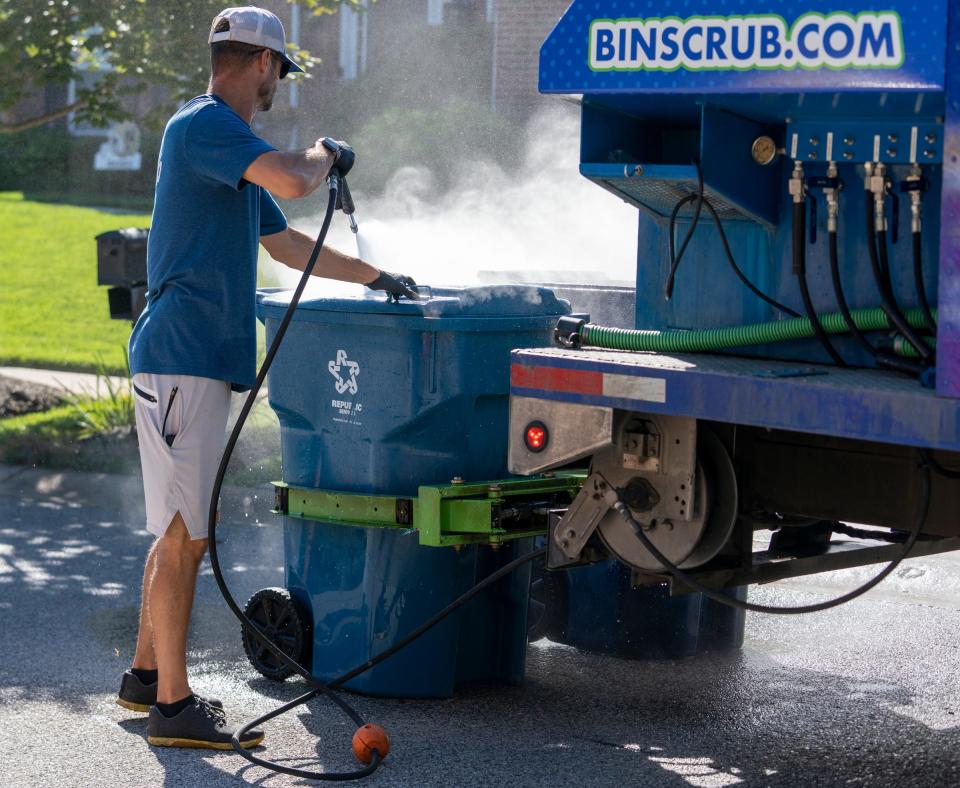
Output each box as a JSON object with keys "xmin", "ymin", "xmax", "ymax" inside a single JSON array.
[{"xmin": 494, "ymin": 0, "xmax": 570, "ymax": 120}]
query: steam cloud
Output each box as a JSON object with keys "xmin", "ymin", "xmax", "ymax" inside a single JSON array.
[{"xmin": 265, "ymin": 107, "xmax": 638, "ymax": 296}]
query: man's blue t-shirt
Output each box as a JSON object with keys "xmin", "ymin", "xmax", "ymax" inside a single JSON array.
[{"xmin": 129, "ymin": 94, "xmax": 287, "ymax": 391}]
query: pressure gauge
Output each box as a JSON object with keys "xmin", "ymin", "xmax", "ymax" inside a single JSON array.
[{"xmin": 751, "ymin": 135, "xmax": 778, "ymax": 166}]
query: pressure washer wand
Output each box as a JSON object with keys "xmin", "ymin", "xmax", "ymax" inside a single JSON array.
[
  {"xmin": 337, "ymin": 176, "xmax": 358, "ymax": 233},
  {"xmin": 328, "ymin": 171, "xmax": 358, "ymax": 233},
  {"xmin": 323, "ymin": 137, "xmax": 359, "ymax": 234}
]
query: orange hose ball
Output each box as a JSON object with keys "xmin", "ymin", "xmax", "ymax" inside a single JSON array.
[{"xmin": 352, "ymin": 723, "xmax": 391, "ymax": 764}]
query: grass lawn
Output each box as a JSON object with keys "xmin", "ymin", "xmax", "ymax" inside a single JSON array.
[
  {"xmin": 0, "ymin": 191, "xmax": 150, "ymax": 374},
  {"xmin": 0, "ymin": 192, "xmax": 286, "ymax": 477}
]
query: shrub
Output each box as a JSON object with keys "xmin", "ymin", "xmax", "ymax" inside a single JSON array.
[
  {"xmin": 0, "ymin": 126, "xmax": 160, "ymax": 201},
  {"xmin": 0, "ymin": 128, "xmax": 70, "ymax": 191},
  {"xmin": 61, "ymin": 353, "xmax": 134, "ymax": 439}
]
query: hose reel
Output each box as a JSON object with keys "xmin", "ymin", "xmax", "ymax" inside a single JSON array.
[{"xmin": 547, "ymin": 416, "xmax": 737, "ymax": 573}]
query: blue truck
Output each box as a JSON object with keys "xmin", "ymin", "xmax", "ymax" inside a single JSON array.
[
  {"xmin": 244, "ymin": 0, "xmax": 960, "ymax": 697},
  {"xmin": 507, "ymin": 0, "xmax": 960, "ymax": 604}
]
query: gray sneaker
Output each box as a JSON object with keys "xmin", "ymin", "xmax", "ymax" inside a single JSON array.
[
  {"xmin": 117, "ymin": 670, "xmax": 222, "ymax": 714},
  {"xmin": 147, "ymin": 697, "xmax": 263, "ymax": 750}
]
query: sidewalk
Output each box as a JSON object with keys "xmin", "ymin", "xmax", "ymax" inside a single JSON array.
[
  {"xmin": 0, "ymin": 365, "xmax": 128, "ymax": 397},
  {"xmin": 0, "ymin": 366, "xmax": 268, "ymax": 399}
]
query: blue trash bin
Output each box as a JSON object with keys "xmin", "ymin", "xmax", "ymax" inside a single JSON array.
[
  {"xmin": 259, "ymin": 285, "xmax": 569, "ymax": 494},
  {"xmin": 553, "ymin": 559, "xmax": 746, "ymax": 659},
  {"xmin": 256, "ymin": 285, "xmax": 568, "ymax": 697}
]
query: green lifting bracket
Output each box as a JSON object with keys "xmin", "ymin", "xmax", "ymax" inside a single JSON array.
[{"xmin": 272, "ymin": 473, "xmax": 585, "ymax": 547}]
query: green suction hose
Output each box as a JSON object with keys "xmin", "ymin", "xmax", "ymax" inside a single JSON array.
[
  {"xmin": 893, "ymin": 334, "xmax": 937, "ymax": 359},
  {"xmin": 576, "ymin": 307, "xmax": 935, "ymax": 357}
]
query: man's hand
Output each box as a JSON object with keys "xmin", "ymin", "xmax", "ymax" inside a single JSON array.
[
  {"xmin": 321, "ymin": 138, "xmax": 355, "ymax": 177},
  {"xmin": 366, "ymin": 270, "xmax": 419, "ymax": 302},
  {"xmin": 308, "ymin": 138, "xmax": 337, "ymax": 172}
]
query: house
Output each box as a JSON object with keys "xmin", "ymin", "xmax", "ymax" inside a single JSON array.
[{"xmin": 2, "ymin": 2, "xmax": 573, "ymax": 176}]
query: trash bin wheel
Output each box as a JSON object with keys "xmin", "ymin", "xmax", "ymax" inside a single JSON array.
[{"xmin": 241, "ymin": 587, "xmax": 310, "ymax": 682}]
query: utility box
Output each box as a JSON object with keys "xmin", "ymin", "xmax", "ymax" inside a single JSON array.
[
  {"xmin": 106, "ymin": 284, "xmax": 147, "ymax": 322},
  {"xmin": 95, "ymin": 228, "xmax": 148, "ymax": 286},
  {"xmin": 255, "ymin": 285, "xmax": 569, "ymax": 698},
  {"xmin": 96, "ymin": 227, "xmax": 149, "ymax": 323}
]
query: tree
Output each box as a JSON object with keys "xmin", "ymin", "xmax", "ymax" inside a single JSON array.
[{"xmin": 0, "ymin": 0, "xmax": 360, "ymax": 134}]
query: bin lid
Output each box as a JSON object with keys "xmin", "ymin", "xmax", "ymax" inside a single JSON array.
[
  {"xmin": 257, "ymin": 285, "xmax": 570, "ymax": 319},
  {"xmin": 95, "ymin": 227, "xmax": 149, "ymax": 242}
]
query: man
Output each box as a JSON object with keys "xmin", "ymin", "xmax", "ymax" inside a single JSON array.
[{"xmin": 116, "ymin": 6, "xmax": 416, "ymax": 750}]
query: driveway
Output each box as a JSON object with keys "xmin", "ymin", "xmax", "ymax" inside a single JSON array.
[{"xmin": 1, "ymin": 463, "xmax": 958, "ymax": 787}]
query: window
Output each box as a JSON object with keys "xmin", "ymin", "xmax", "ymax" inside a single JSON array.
[
  {"xmin": 427, "ymin": 0, "xmax": 445, "ymax": 26},
  {"xmin": 339, "ymin": 0, "xmax": 369, "ymax": 80}
]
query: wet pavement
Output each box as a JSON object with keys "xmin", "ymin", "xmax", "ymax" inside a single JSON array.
[{"xmin": 1, "ymin": 462, "xmax": 959, "ymax": 787}]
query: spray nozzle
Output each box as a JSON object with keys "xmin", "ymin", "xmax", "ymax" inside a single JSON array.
[{"xmin": 338, "ymin": 178, "xmax": 359, "ymax": 234}]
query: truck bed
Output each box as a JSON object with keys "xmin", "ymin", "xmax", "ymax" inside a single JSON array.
[{"xmin": 510, "ymin": 348, "xmax": 960, "ymax": 452}]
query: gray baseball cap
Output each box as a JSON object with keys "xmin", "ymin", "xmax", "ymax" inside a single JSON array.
[{"xmin": 209, "ymin": 6, "xmax": 304, "ymax": 78}]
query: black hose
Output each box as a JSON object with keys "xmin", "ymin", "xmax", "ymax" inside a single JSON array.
[
  {"xmin": 702, "ymin": 198, "xmax": 800, "ymax": 318},
  {"xmin": 232, "ymin": 547, "xmax": 545, "ymax": 780},
  {"xmin": 205, "ymin": 178, "xmax": 545, "ymax": 781},
  {"xmin": 208, "ymin": 180, "xmax": 378, "ymax": 781},
  {"xmin": 913, "ymin": 230, "xmax": 938, "ymax": 334},
  {"xmin": 827, "ymin": 229, "xmax": 923, "ymax": 376},
  {"xmin": 667, "ymin": 193, "xmax": 696, "ymax": 268},
  {"xmin": 865, "ymin": 198, "xmax": 932, "ymax": 362},
  {"xmin": 229, "ymin": 689, "xmax": 379, "ymax": 781},
  {"xmin": 865, "ymin": 196, "xmax": 889, "ymax": 298},
  {"xmin": 876, "ymin": 227, "xmax": 933, "ymax": 361},
  {"xmin": 208, "ymin": 181, "xmax": 340, "ymax": 692},
  {"xmin": 793, "ymin": 201, "xmax": 846, "ymax": 365},
  {"xmin": 919, "ymin": 448, "xmax": 960, "ymax": 480},
  {"xmin": 665, "ymin": 164, "xmax": 705, "ymax": 299},
  {"xmin": 668, "ymin": 192, "xmax": 798, "ymax": 318},
  {"xmin": 613, "ymin": 462, "xmax": 931, "ymax": 615}
]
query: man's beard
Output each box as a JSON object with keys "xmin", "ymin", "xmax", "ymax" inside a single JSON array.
[{"xmin": 257, "ymin": 79, "xmax": 276, "ymax": 112}]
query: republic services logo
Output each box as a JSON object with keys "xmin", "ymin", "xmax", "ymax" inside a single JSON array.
[{"xmin": 328, "ymin": 349, "xmax": 360, "ymax": 395}]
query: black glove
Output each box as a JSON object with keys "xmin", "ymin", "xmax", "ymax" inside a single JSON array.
[
  {"xmin": 322, "ymin": 137, "xmax": 355, "ymax": 177},
  {"xmin": 367, "ymin": 271, "xmax": 419, "ymax": 302}
]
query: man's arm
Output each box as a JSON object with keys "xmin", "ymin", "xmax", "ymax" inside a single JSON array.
[
  {"xmin": 243, "ymin": 140, "xmax": 335, "ymax": 200},
  {"xmin": 260, "ymin": 227, "xmax": 378, "ymax": 284}
]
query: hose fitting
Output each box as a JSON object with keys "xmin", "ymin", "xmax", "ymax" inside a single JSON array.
[
  {"xmin": 869, "ymin": 162, "xmax": 888, "ymax": 232},
  {"xmin": 906, "ymin": 163, "xmax": 923, "ymax": 234},
  {"xmin": 789, "ymin": 161, "xmax": 806, "ymax": 205},
  {"xmin": 554, "ymin": 315, "xmax": 588, "ymax": 348},
  {"xmin": 824, "ymin": 161, "xmax": 840, "ymax": 234}
]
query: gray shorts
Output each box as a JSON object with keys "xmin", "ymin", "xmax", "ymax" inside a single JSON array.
[{"xmin": 132, "ymin": 373, "xmax": 232, "ymax": 540}]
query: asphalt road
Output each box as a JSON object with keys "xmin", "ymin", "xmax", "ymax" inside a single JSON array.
[{"xmin": 1, "ymin": 463, "xmax": 958, "ymax": 787}]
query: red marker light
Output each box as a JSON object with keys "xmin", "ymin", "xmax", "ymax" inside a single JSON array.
[{"xmin": 524, "ymin": 421, "xmax": 548, "ymax": 453}]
